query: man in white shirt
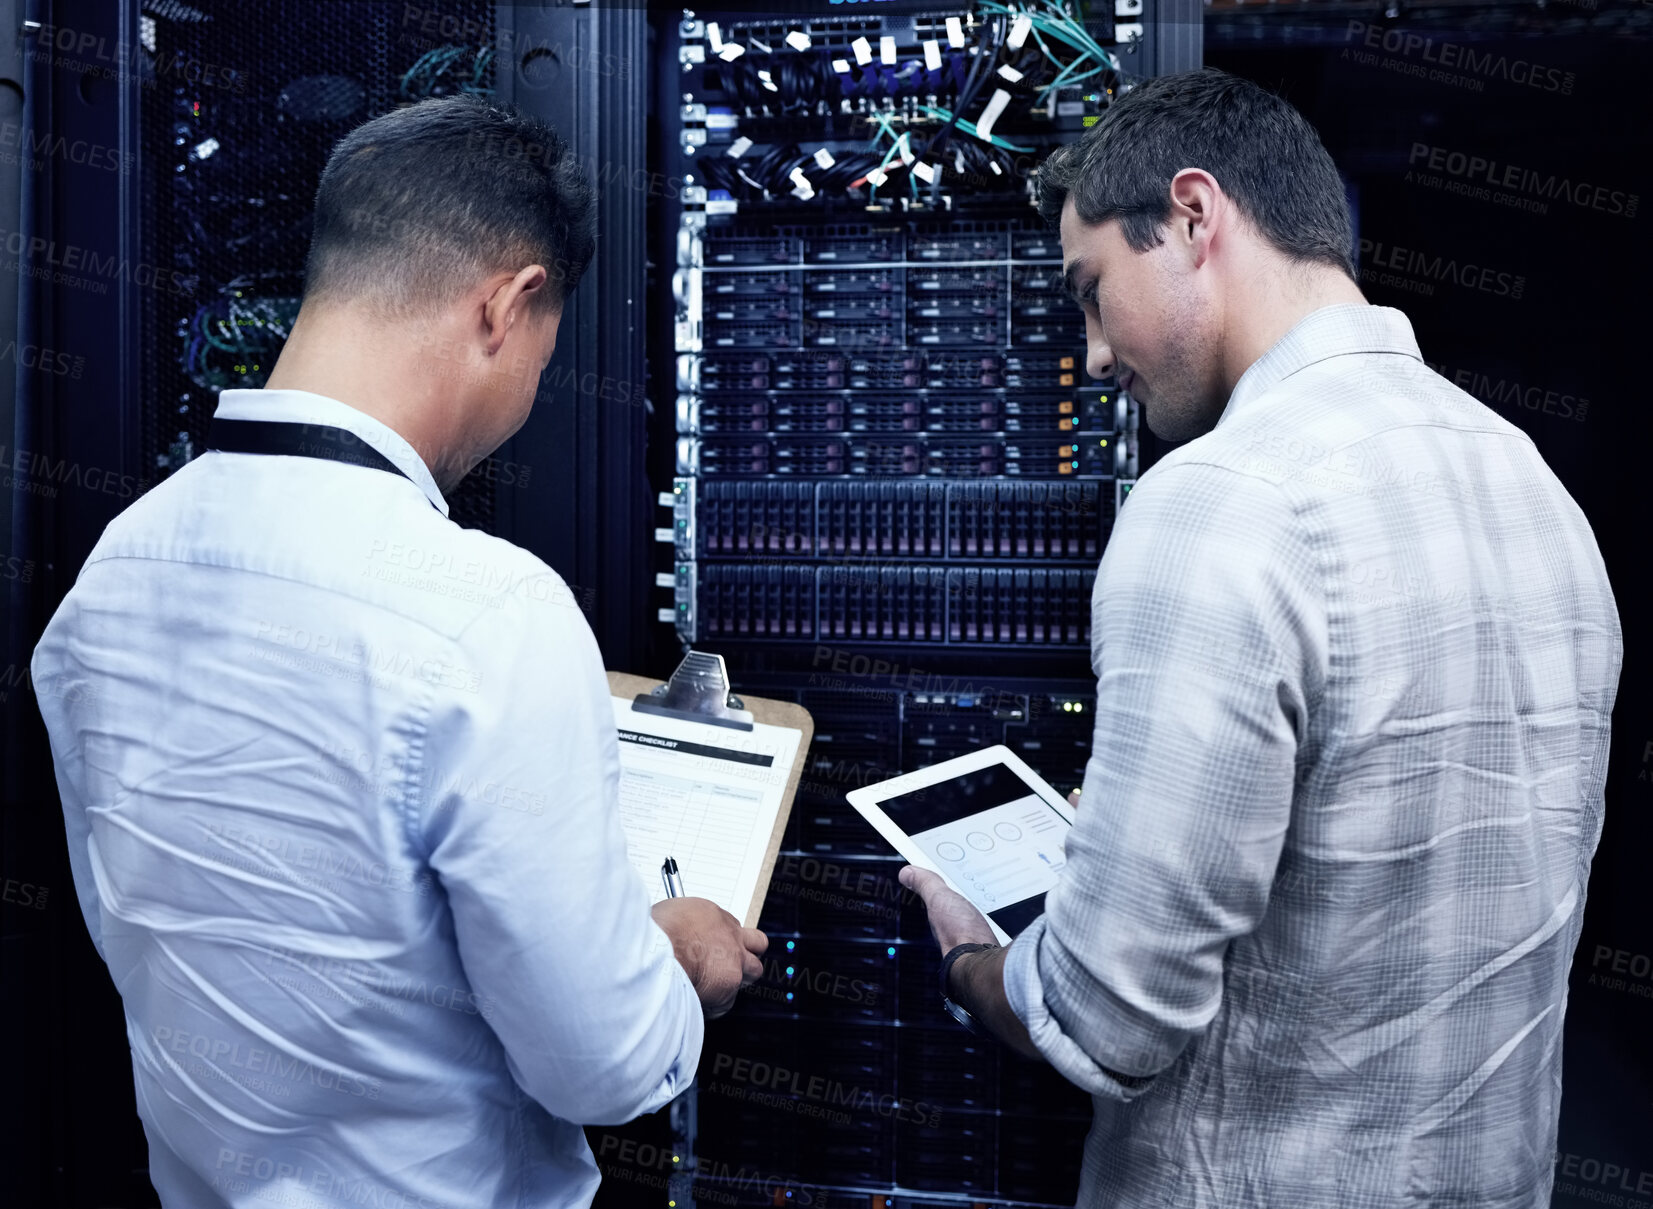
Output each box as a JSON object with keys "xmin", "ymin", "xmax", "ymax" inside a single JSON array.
[
  {"xmin": 903, "ymin": 69, "xmax": 1621, "ymax": 1207},
  {"xmin": 31, "ymin": 95, "xmax": 763, "ymax": 1207}
]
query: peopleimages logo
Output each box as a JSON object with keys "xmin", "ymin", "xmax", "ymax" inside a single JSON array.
[
  {"xmin": 1408, "ymin": 143, "xmax": 1638, "ymax": 218},
  {"xmin": 26, "ymin": 22, "xmax": 248, "ymax": 93},
  {"xmin": 1344, "ymin": 21, "xmax": 1576, "ymax": 94},
  {"xmin": 1423, "ymin": 360, "xmax": 1590, "ymax": 422},
  {"xmin": 1357, "ymin": 239, "xmax": 1525, "ymax": 300},
  {"xmin": 708, "ymin": 1052, "xmax": 939, "ymax": 1126},
  {"xmin": 1551, "ymin": 1151, "xmax": 1653, "ymax": 1203},
  {"xmin": 0, "ymin": 444, "xmax": 151, "ymax": 499},
  {"xmin": 0, "ymin": 226, "xmax": 195, "ymax": 296},
  {"xmin": 0, "ymin": 121, "xmax": 135, "ymax": 174}
]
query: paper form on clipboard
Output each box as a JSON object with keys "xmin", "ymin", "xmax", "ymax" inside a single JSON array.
[{"xmin": 610, "ymin": 694, "xmax": 803, "ymax": 926}]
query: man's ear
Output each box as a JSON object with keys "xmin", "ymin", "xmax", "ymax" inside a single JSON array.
[
  {"xmin": 483, "ymin": 264, "xmax": 550, "ymax": 354},
  {"xmin": 1166, "ymin": 168, "xmax": 1221, "ymax": 267}
]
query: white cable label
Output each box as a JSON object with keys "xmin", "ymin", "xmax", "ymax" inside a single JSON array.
[
  {"xmin": 831, "ymin": 58, "xmax": 851, "ymax": 73},
  {"xmin": 880, "ymin": 35, "xmax": 897, "ymax": 64},
  {"xmin": 976, "ymin": 88, "xmax": 1012, "ymax": 140},
  {"xmin": 866, "ymin": 167, "xmax": 889, "ymax": 186},
  {"xmin": 717, "ymin": 42, "xmax": 745, "ymax": 60},
  {"xmin": 813, "ymin": 147, "xmax": 836, "ymax": 169},
  {"xmin": 726, "ymin": 136, "xmax": 753, "ymax": 158},
  {"xmin": 851, "ymin": 36, "xmax": 872, "ymax": 65},
  {"xmin": 1008, "ymin": 13, "xmax": 1033, "ymax": 48},
  {"xmin": 913, "ymin": 161, "xmax": 935, "ymax": 183},
  {"xmin": 998, "ymin": 64, "xmax": 1024, "ymax": 82},
  {"xmin": 785, "ymin": 30, "xmax": 811, "ymax": 51},
  {"xmin": 923, "ymin": 40, "xmax": 942, "ymax": 71},
  {"xmin": 706, "ymin": 22, "xmax": 722, "ymax": 51},
  {"xmin": 945, "ymin": 16, "xmax": 965, "ymax": 47}
]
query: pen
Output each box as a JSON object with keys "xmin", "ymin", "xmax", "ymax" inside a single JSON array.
[{"xmin": 661, "ymin": 856, "xmax": 686, "ymax": 899}]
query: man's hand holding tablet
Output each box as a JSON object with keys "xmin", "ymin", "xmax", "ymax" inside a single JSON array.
[
  {"xmin": 847, "ymin": 746, "xmax": 1078, "ymax": 944},
  {"xmin": 849, "ymin": 746, "xmax": 1076, "ymax": 1057}
]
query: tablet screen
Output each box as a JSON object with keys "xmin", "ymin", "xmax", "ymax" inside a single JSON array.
[{"xmin": 879, "ymin": 761, "xmax": 1070, "ymax": 938}]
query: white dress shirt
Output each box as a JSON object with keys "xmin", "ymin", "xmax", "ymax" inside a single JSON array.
[
  {"xmin": 32, "ymin": 388, "xmax": 702, "ymax": 1209},
  {"xmin": 1003, "ymin": 305, "xmax": 1622, "ymax": 1207}
]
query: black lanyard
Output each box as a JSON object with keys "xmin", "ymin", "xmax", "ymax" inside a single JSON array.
[{"xmin": 206, "ymin": 418, "xmax": 439, "ymax": 511}]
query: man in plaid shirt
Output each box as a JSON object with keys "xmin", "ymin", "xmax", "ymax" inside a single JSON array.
[{"xmin": 903, "ymin": 68, "xmax": 1621, "ymax": 1207}]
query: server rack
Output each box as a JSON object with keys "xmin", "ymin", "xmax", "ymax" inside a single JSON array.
[
  {"xmin": 122, "ymin": 0, "xmax": 656, "ymax": 666},
  {"xmin": 637, "ymin": 4, "xmax": 1199, "ymax": 1207}
]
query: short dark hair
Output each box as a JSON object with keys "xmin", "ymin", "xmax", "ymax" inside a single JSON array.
[
  {"xmin": 1035, "ymin": 68, "xmax": 1354, "ymax": 279},
  {"xmin": 304, "ymin": 95, "xmax": 597, "ymax": 317}
]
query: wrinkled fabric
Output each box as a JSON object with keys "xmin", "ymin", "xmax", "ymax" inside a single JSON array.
[
  {"xmin": 1003, "ymin": 305, "xmax": 1621, "ymax": 1208},
  {"xmin": 33, "ymin": 389, "xmax": 702, "ymax": 1209}
]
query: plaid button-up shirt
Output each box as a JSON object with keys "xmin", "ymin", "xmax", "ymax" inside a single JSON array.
[{"xmin": 1004, "ymin": 304, "xmax": 1622, "ymax": 1208}]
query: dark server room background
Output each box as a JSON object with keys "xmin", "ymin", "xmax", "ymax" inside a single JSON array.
[{"xmin": 0, "ymin": 0, "xmax": 1647, "ymax": 1206}]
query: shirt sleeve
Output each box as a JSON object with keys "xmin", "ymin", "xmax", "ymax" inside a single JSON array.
[
  {"xmin": 419, "ymin": 568, "xmax": 703, "ymax": 1125},
  {"xmin": 1003, "ymin": 459, "xmax": 1326, "ymax": 1099},
  {"xmin": 30, "ymin": 602, "xmax": 110, "ymax": 964}
]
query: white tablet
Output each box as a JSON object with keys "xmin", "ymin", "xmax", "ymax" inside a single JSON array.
[{"xmin": 846, "ymin": 745, "xmax": 1076, "ymax": 944}]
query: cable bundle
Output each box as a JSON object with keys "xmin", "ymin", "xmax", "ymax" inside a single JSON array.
[
  {"xmin": 399, "ymin": 45, "xmax": 493, "ymax": 100},
  {"xmin": 836, "ymin": 54, "xmax": 972, "ymax": 101},
  {"xmin": 976, "ymin": 0, "xmax": 1121, "ymax": 103},
  {"xmin": 182, "ymin": 278, "xmax": 299, "ymax": 391},
  {"xmin": 720, "ymin": 52, "xmax": 841, "ymax": 111},
  {"xmin": 701, "ymin": 2, "xmax": 1125, "ymax": 206}
]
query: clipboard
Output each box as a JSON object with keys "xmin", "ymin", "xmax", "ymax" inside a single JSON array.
[{"xmin": 607, "ymin": 651, "xmax": 813, "ymax": 929}]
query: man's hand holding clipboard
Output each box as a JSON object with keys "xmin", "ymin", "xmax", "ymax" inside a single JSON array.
[
  {"xmin": 650, "ymin": 887, "xmax": 767, "ymax": 1019},
  {"xmin": 606, "ymin": 652, "xmax": 812, "ymax": 1019},
  {"xmin": 654, "ymin": 854, "xmax": 766, "ymax": 1019}
]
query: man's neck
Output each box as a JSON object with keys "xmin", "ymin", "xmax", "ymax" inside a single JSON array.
[
  {"xmin": 263, "ymin": 305, "xmax": 460, "ymax": 482},
  {"xmin": 1219, "ymin": 260, "xmax": 1368, "ymax": 399}
]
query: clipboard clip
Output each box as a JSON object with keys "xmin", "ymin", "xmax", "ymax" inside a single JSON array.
[{"xmin": 632, "ymin": 649, "xmax": 755, "ymax": 732}]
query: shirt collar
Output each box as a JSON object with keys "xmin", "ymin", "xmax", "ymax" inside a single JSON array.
[
  {"xmin": 212, "ymin": 388, "xmax": 450, "ymax": 518},
  {"xmin": 1215, "ymin": 303, "xmax": 1424, "ymax": 428}
]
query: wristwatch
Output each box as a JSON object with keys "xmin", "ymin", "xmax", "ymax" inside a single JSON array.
[{"xmin": 939, "ymin": 942, "xmax": 1001, "ymax": 1036}]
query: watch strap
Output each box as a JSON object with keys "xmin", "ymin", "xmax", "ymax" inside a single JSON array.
[{"xmin": 939, "ymin": 941, "xmax": 1000, "ymax": 997}]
